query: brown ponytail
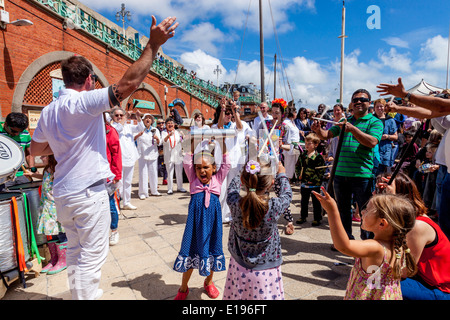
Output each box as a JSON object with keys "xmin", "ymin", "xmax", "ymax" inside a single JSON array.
[
  {"xmin": 239, "ymin": 160, "xmax": 273, "ymax": 229},
  {"xmin": 369, "ymin": 194, "xmax": 418, "ymax": 279}
]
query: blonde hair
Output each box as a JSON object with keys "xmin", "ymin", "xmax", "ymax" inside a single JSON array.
[
  {"xmin": 239, "ymin": 159, "xmax": 273, "ymax": 230},
  {"xmin": 373, "ymin": 98, "xmax": 386, "ymax": 107},
  {"xmin": 305, "ymin": 132, "xmax": 321, "ymax": 145},
  {"xmin": 369, "ymin": 194, "xmax": 417, "ymax": 279}
]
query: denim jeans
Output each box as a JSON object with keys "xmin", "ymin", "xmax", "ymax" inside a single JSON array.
[
  {"xmin": 439, "ymin": 169, "xmax": 450, "ymax": 239},
  {"xmin": 109, "ymin": 191, "xmax": 119, "ymax": 230},
  {"xmin": 401, "ymin": 277, "xmax": 450, "ymax": 300},
  {"xmin": 333, "ymin": 175, "xmax": 373, "ymax": 240}
]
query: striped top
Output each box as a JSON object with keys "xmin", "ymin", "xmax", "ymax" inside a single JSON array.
[
  {"xmin": 328, "ymin": 114, "xmax": 383, "ymax": 178},
  {"xmin": 0, "ymin": 122, "xmax": 31, "ymax": 153}
]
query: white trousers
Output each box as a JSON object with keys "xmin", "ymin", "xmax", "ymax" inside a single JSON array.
[
  {"xmin": 55, "ymin": 183, "xmax": 110, "ymax": 300},
  {"xmin": 166, "ymin": 161, "xmax": 184, "ymax": 192},
  {"xmin": 121, "ymin": 165, "xmax": 134, "ymax": 205},
  {"xmin": 138, "ymin": 157, "xmax": 158, "ymax": 196},
  {"xmin": 219, "ymin": 166, "xmax": 241, "ymax": 222},
  {"xmin": 284, "ymin": 153, "xmax": 300, "ymax": 179}
]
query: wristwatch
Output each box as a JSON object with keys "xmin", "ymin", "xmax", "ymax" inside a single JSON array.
[
  {"xmin": 403, "ymin": 92, "xmax": 411, "ymax": 102},
  {"xmin": 30, "ymin": 167, "xmax": 37, "ymax": 173}
]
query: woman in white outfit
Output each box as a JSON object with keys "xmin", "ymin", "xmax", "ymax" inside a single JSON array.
[
  {"xmin": 281, "ymin": 106, "xmax": 301, "ymax": 180},
  {"xmin": 161, "ymin": 118, "xmax": 187, "ymax": 194},
  {"xmin": 111, "ymin": 107, "xmax": 144, "ymax": 209},
  {"xmin": 211, "ymin": 99, "xmax": 243, "ymax": 223},
  {"xmin": 135, "ymin": 113, "xmax": 162, "ymax": 199}
]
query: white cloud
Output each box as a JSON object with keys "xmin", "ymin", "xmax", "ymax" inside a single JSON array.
[
  {"xmin": 418, "ymin": 35, "xmax": 449, "ymax": 70},
  {"xmin": 180, "ymin": 23, "xmax": 229, "ymax": 55},
  {"xmin": 285, "ymin": 56, "xmax": 328, "ymax": 84},
  {"xmin": 382, "ymin": 37, "xmax": 409, "ymax": 49},
  {"xmin": 378, "ymin": 48, "xmax": 412, "ymax": 73}
]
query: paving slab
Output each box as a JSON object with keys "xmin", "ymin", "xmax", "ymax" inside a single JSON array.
[{"xmin": 1, "ymin": 166, "xmax": 362, "ymax": 300}]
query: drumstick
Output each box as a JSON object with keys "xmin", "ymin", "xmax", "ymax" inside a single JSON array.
[
  {"xmin": 21, "ymin": 165, "xmax": 33, "ymax": 181},
  {"xmin": 258, "ymin": 120, "xmax": 278, "ymax": 157},
  {"xmin": 311, "ymin": 117, "xmax": 340, "ymax": 125},
  {"xmin": 315, "ymin": 165, "xmax": 333, "ymax": 169}
]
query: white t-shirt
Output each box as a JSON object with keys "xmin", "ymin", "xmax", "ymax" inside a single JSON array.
[
  {"xmin": 112, "ymin": 120, "xmax": 144, "ymax": 167},
  {"xmin": 136, "ymin": 127, "xmax": 161, "ymax": 161},
  {"xmin": 32, "ymin": 88, "xmax": 114, "ymax": 198}
]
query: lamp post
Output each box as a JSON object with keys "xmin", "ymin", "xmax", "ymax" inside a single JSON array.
[
  {"xmin": 115, "ymin": 3, "xmax": 131, "ymax": 38},
  {"xmin": 213, "ymin": 65, "xmax": 222, "ymax": 87}
]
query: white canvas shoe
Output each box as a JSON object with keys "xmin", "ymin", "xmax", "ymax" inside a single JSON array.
[{"xmin": 122, "ymin": 203, "xmax": 137, "ymax": 210}]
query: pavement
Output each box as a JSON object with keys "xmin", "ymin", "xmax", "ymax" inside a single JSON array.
[{"xmin": 1, "ymin": 167, "xmax": 361, "ymax": 301}]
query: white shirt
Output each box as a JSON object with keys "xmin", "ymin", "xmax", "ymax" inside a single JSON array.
[
  {"xmin": 161, "ymin": 130, "xmax": 183, "ymax": 164},
  {"xmin": 136, "ymin": 126, "xmax": 161, "ymax": 161},
  {"xmin": 32, "ymin": 88, "xmax": 113, "ymax": 198},
  {"xmin": 252, "ymin": 114, "xmax": 273, "ymax": 135},
  {"xmin": 211, "ymin": 122, "xmax": 243, "ymax": 168},
  {"xmin": 112, "ymin": 120, "xmax": 144, "ymax": 167},
  {"xmin": 282, "ymin": 118, "xmax": 300, "ymax": 155}
]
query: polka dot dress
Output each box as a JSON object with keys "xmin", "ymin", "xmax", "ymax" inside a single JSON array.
[
  {"xmin": 223, "ymin": 257, "xmax": 284, "ymax": 300},
  {"xmin": 173, "ymin": 191, "xmax": 226, "ymax": 276}
]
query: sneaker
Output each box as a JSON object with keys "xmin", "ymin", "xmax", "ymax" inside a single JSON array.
[
  {"xmin": 139, "ymin": 195, "xmax": 146, "ymax": 200},
  {"xmin": 178, "ymin": 188, "xmax": 187, "ymax": 193},
  {"xmin": 162, "ymin": 179, "xmax": 168, "ymax": 185},
  {"xmin": 94, "ymin": 289, "xmax": 103, "ymax": 300},
  {"xmin": 312, "ymin": 220, "xmax": 321, "ymax": 226},
  {"xmin": 151, "ymin": 192, "xmax": 162, "ymax": 196},
  {"xmin": 296, "ymin": 218, "xmax": 307, "ymax": 225},
  {"xmin": 122, "ymin": 203, "xmax": 137, "ymax": 210},
  {"xmin": 167, "ymin": 190, "xmax": 173, "ymax": 195},
  {"xmin": 109, "ymin": 231, "xmax": 119, "ymax": 246}
]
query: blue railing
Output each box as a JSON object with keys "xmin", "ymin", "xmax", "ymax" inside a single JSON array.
[{"xmin": 32, "ymin": 0, "xmax": 260, "ymax": 108}]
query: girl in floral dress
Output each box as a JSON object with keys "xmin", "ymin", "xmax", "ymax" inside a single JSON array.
[
  {"xmin": 224, "ymin": 159, "xmax": 292, "ymax": 300},
  {"xmin": 36, "ymin": 155, "xmax": 67, "ymax": 274},
  {"xmin": 314, "ymin": 188, "xmax": 418, "ymax": 299}
]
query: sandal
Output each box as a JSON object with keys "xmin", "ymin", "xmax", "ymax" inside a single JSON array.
[
  {"xmin": 174, "ymin": 287, "xmax": 189, "ymax": 300},
  {"xmin": 204, "ymin": 281, "xmax": 220, "ymax": 299},
  {"xmin": 285, "ymin": 223, "xmax": 294, "ymax": 235}
]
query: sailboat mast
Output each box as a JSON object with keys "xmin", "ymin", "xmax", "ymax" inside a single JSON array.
[
  {"xmin": 339, "ymin": 1, "xmax": 347, "ymax": 105},
  {"xmin": 259, "ymin": 0, "xmax": 266, "ymax": 102},
  {"xmin": 274, "ymin": 54, "xmax": 277, "ymax": 99},
  {"xmin": 446, "ymin": 22, "xmax": 450, "ymax": 89}
]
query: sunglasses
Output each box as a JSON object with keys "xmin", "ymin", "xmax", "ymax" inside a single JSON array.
[
  {"xmin": 8, "ymin": 125, "xmax": 22, "ymax": 134},
  {"xmin": 90, "ymin": 73, "xmax": 98, "ymax": 82},
  {"xmin": 352, "ymin": 97, "xmax": 370, "ymax": 103},
  {"xmin": 114, "ymin": 114, "xmax": 124, "ymax": 117}
]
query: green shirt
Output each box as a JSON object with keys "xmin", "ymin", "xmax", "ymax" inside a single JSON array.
[
  {"xmin": 328, "ymin": 113, "xmax": 383, "ymax": 178},
  {"xmin": 0, "ymin": 122, "xmax": 31, "ymax": 153}
]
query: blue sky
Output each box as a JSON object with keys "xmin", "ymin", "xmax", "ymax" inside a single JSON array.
[{"xmin": 84, "ymin": 0, "xmax": 450, "ymax": 109}]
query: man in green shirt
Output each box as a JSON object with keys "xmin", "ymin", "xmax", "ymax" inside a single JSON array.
[
  {"xmin": 0, "ymin": 112, "xmax": 36, "ymax": 188},
  {"xmin": 312, "ymin": 89, "xmax": 383, "ymax": 241}
]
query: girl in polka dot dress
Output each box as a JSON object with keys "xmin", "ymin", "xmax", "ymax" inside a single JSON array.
[
  {"xmin": 173, "ymin": 139, "xmax": 230, "ymax": 300},
  {"xmin": 224, "ymin": 158, "xmax": 292, "ymax": 300}
]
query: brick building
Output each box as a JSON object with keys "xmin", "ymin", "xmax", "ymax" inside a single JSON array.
[{"xmin": 0, "ymin": 0, "xmax": 231, "ymax": 135}]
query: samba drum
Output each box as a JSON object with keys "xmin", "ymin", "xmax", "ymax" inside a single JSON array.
[
  {"xmin": 0, "ymin": 134, "xmax": 25, "ymax": 185},
  {"xmin": 190, "ymin": 128, "xmax": 236, "ymax": 138},
  {"xmin": 9, "ymin": 182, "xmax": 46, "ymax": 246},
  {"xmin": 0, "ymin": 192, "xmax": 30, "ymax": 273}
]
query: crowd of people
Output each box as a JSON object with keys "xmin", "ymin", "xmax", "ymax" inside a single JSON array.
[{"xmin": 1, "ymin": 14, "xmax": 449, "ymax": 301}]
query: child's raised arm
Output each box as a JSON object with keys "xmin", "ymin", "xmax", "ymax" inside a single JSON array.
[{"xmin": 313, "ymin": 187, "xmax": 383, "ymax": 260}]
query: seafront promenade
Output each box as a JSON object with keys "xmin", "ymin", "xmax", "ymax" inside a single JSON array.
[{"xmin": 2, "ymin": 167, "xmax": 359, "ymax": 300}]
